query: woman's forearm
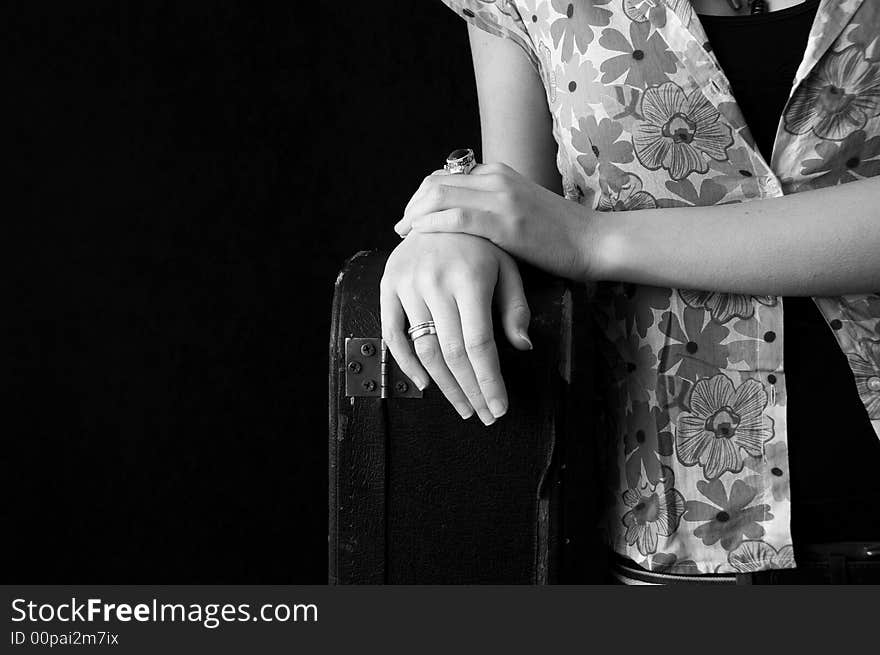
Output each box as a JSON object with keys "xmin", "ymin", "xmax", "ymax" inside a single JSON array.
[{"xmin": 590, "ymin": 176, "xmax": 880, "ymax": 296}]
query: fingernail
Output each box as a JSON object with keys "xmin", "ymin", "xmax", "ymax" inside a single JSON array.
[
  {"xmin": 414, "ymin": 377, "xmax": 428, "ymax": 391},
  {"xmin": 518, "ymin": 331, "xmax": 533, "ymax": 350},
  {"xmin": 455, "ymin": 403, "xmax": 474, "ymax": 420},
  {"xmin": 488, "ymin": 399, "xmax": 507, "ymax": 419},
  {"xmin": 477, "ymin": 408, "xmax": 496, "ymax": 426}
]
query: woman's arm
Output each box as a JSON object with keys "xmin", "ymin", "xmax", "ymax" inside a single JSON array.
[
  {"xmin": 397, "ymin": 23, "xmax": 880, "ymax": 298},
  {"xmin": 401, "ymin": 162, "xmax": 880, "ymax": 295},
  {"xmin": 591, "ymin": 178, "xmax": 880, "ymax": 296},
  {"xmin": 465, "ymin": 23, "xmax": 561, "ymax": 193},
  {"xmin": 378, "ymin": 24, "xmax": 555, "ymax": 425},
  {"xmin": 400, "ymin": 44, "xmax": 880, "ymax": 296}
]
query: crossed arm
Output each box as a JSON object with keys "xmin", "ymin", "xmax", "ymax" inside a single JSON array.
[
  {"xmin": 379, "ymin": 24, "xmax": 880, "ymax": 426},
  {"xmin": 399, "ymin": 25, "xmax": 880, "ymax": 295}
]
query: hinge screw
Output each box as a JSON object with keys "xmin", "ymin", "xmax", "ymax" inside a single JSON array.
[
  {"xmin": 395, "ymin": 380, "xmax": 408, "ymax": 393},
  {"xmin": 347, "ymin": 361, "xmax": 362, "ymax": 374},
  {"xmin": 360, "ymin": 343, "xmax": 376, "ymax": 357},
  {"xmin": 362, "ymin": 379, "xmax": 377, "ymax": 392}
]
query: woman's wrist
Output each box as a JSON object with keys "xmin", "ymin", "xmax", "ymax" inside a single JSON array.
[{"xmin": 578, "ymin": 209, "xmax": 631, "ymax": 283}]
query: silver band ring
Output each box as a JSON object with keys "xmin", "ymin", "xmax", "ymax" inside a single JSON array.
[
  {"xmin": 407, "ymin": 320, "xmax": 435, "ymax": 335},
  {"xmin": 445, "ymin": 148, "xmax": 476, "ymax": 175},
  {"xmin": 408, "ymin": 325, "xmax": 437, "ymax": 341},
  {"xmin": 407, "ymin": 321, "xmax": 437, "ymax": 341}
]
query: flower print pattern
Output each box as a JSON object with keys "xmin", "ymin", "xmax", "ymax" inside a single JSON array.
[
  {"xmin": 678, "ymin": 290, "xmax": 777, "ymax": 325},
  {"xmin": 475, "ymin": 0, "xmax": 529, "ymax": 24},
  {"xmin": 728, "ymin": 299, "xmax": 782, "ymax": 343},
  {"xmin": 598, "ymin": 20, "xmax": 677, "ymax": 89},
  {"xmin": 676, "ymin": 374, "xmax": 775, "ymax": 480},
  {"xmin": 537, "ymin": 41, "xmax": 558, "ymax": 103},
  {"xmin": 556, "ymin": 139, "xmax": 593, "ymax": 204},
  {"xmin": 612, "ymin": 283, "xmax": 673, "ymax": 339},
  {"xmin": 633, "ymin": 82, "xmax": 734, "ymax": 180},
  {"xmin": 600, "ymin": 83, "xmax": 643, "ymax": 123},
  {"xmin": 623, "ymin": 0, "xmax": 693, "ymax": 28},
  {"xmin": 847, "ymin": 2, "xmax": 880, "ymax": 63},
  {"xmin": 597, "ymin": 172, "xmax": 657, "ymax": 211},
  {"xmin": 725, "ymin": 540, "xmax": 795, "ymax": 573},
  {"xmin": 662, "ymin": 0, "xmax": 695, "ymax": 28},
  {"xmin": 842, "ymin": 293, "xmax": 880, "ymax": 325},
  {"xmin": 562, "ymin": 176, "xmax": 587, "ymax": 203},
  {"xmin": 617, "ymin": 332, "xmax": 660, "ymax": 403},
  {"xmin": 706, "ymin": 146, "xmax": 761, "ymax": 198},
  {"xmin": 553, "ymin": 56, "xmax": 604, "ymax": 121},
  {"xmin": 621, "ymin": 466, "xmax": 685, "ymax": 556},
  {"xmin": 657, "ymin": 177, "xmax": 728, "ymax": 207},
  {"xmin": 562, "ymin": 177, "xmax": 594, "ymax": 206},
  {"xmin": 622, "ymin": 0, "xmax": 649, "ymax": 23},
  {"xmin": 639, "ymin": 552, "xmax": 700, "ymax": 574},
  {"xmin": 745, "ymin": 442, "xmax": 791, "ymax": 502},
  {"xmin": 656, "ymin": 375, "xmax": 694, "ymax": 413},
  {"xmin": 624, "ymin": 401, "xmax": 672, "ymax": 488},
  {"xmin": 521, "ymin": 0, "xmax": 551, "ymax": 27},
  {"xmin": 441, "ymin": 0, "xmax": 880, "ymax": 576},
  {"xmin": 440, "ymin": 1, "xmax": 541, "ymax": 70},
  {"xmin": 684, "ymin": 477, "xmax": 773, "ymax": 551},
  {"xmin": 784, "ymin": 44, "xmax": 880, "ymax": 141},
  {"xmin": 800, "ymin": 129, "xmax": 880, "ymax": 188},
  {"xmin": 549, "ymin": 0, "xmax": 612, "ymax": 62},
  {"xmin": 657, "ymin": 307, "xmax": 731, "ymax": 381},
  {"xmin": 847, "ymin": 338, "xmax": 880, "ymax": 419},
  {"xmin": 571, "ymin": 115, "xmax": 634, "ymax": 184}
]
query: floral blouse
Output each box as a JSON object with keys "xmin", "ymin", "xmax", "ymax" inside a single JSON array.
[{"xmin": 438, "ymin": 0, "xmax": 880, "ymax": 575}]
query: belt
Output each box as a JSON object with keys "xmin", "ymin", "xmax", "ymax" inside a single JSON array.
[{"xmin": 611, "ymin": 542, "xmax": 880, "ymax": 585}]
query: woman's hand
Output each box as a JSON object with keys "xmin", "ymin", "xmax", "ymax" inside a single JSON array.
[
  {"xmin": 394, "ymin": 162, "xmax": 598, "ymax": 281},
  {"xmin": 380, "ymin": 231, "xmax": 533, "ymax": 426}
]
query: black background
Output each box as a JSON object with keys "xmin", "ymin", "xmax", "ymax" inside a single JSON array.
[{"xmin": 8, "ymin": 1, "xmax": 482, "ymax": 582}]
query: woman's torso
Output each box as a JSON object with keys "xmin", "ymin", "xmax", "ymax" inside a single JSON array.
[
  {"xmin": 697, "ymin": 0, "xmax": 880, "ymax": 548},
  {"xmin": 440, "ymin": 0, "xmax": 880, "ymax": 575}
]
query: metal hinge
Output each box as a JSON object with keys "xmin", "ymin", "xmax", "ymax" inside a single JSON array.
[{"xmin": 344, "ymin": 337, "xmax": 423, "ymax": 399}]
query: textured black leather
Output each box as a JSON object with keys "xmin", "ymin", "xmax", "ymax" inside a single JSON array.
[{"xmin": 329, "ymin": 250, "xmax": 605, "ymax": 584}]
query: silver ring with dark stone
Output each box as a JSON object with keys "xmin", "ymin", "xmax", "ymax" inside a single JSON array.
[{"xmin": 444, "ymin": 148, "xmax": 476, "ymax": 175}]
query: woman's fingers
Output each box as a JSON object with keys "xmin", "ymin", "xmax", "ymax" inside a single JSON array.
[
  {"xmin": 380, "ymin": 287, "xmax": 430, "ymax": 391},
  {"xmin": 455, "ymin": 289, "xmax": 508, "ymax": 419},
  {"xmin": 496, "ymin": 253, "xmax": 533, "ymax": 351},
  {"xmin": 401, "ymin": 169, "xmax": 450, "ymax": 217},
  {"xmin": 423, "ymin": 293, "xmax": 498, "ymax": 426},
  {"xmin": 401, "ymin": 208, "xmax": 497, "ymax": 241},
  {"xmin": 399, "ymin": 294, "xmax": 475, "ymax": 421},
  {"xmin": 396, "ymin": 166, "xmax": 508, "ymax": 235},
  {"xmin": 381, "ymin": 231, "xmax": 518, "ymax": 426},
  {"xmin": 397, "ymin": 185, "xmax": 492, "ymax": 235}
]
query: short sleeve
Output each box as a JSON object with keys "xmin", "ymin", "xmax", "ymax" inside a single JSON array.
[{"xmin": 438, "ymin": 0, "xmax": 540, "ymax": 73}]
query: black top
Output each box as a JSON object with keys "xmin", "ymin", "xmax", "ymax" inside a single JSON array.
[{"xmin": 700, "ymin": 0, "xmax": 880, "ymax": 544}]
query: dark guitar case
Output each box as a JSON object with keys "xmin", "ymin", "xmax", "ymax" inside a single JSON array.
[{"xmin": 329, "ymin": 250, "xmax": 607, "ymax": 584}]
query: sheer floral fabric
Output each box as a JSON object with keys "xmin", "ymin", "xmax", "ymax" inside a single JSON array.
[{"xmin": 438, "ymin": 0, "xmax": 880, "ymax": 574}]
